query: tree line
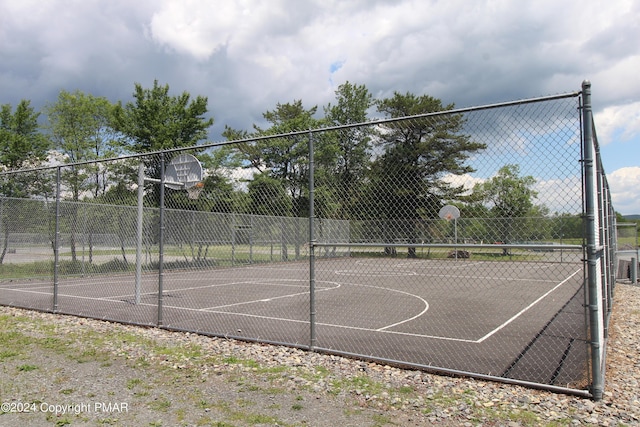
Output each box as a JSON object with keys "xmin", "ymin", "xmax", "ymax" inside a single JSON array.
[{"xmin": 1, "ymin": 80, "xmax": 584, "ymax": 261}]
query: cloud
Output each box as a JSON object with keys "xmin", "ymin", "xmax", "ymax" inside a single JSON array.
[
  {"xmin": 442, "ymin": 173, "xmax": 485, "ymax": 196},
  {"xmin": 149, "ymin": 2, "xmax": 250, "ymax": 60},
  {"xmin": 533, "ymin": 177, "xmax": 583, "ymax": 215},
  {"xmin": 2, "ymin": 1, "xmax": 637, "ymax": 96},
  {"xmin": 594, "ymin": 102, "xmax": 640, "ymax": 145},
  {"xmin": 0, "ymin": 0, "xmax": 160, "ymax": 105},
  {"xmin": 608, "ymin": 167, "xmax": 640, "ymax": 215}
]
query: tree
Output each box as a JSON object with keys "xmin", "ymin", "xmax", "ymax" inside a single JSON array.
[
  {"xmin": 0, "ymin": 100, "xmax": 52, "ymax": 264},
  {"xmin": 471, "ymin": 164, "xmax": 539, "ymax": 252},
  {"xmin": 224, "ymin": 100, "xmax": 321, "ymax": 217},
  {"xmin": 0, "ymin": 100, "xmax": 51, "ymax": 193},
  {"xmin": 196, "ymin": 174, "xmax": 239, "ymax": 213},
  {"xmin": 475, "ymin": 165, "xmax": 537, "ymax": 219},
  {"xmin": 44, "ymin": 90, "xmax": 118, "ymax": 200},
  {"xmin": 195, "ymin": 149, "xmax": 244, "ymax": 213},
  {"xmin": 247, "ymin": 173, "xmax": 292, "ymax": 217},
  {"xmin": 112, "ymin": 80, "xmax": 214, "ymax": 153},
  {"xmin": 370, "ymin": 92, "xmax": 486, "ymax": 257},
  {"xmin": 320, "ymin": 82, "xmax": 375, "ymax": 219}
]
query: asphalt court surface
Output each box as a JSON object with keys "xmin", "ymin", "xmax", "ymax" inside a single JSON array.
[{"xmin": 0, "ymin": 257, "xmax": 587, "ymax": 385}]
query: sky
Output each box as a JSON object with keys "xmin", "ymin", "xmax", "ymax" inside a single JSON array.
[{"xmin": 1, "ymin": 0, "xmax": 639, "ymax": 214}]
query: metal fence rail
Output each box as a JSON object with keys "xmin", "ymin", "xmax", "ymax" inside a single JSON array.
[{"xmin": 0, "ymin": 82, "xmax": 617, "ymax": 399}]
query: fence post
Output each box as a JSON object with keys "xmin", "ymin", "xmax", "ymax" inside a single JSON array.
[
  {"xmin": 135, "ymin": 162, "xmax": 144, "ymax": 305},
  {"xmin": 308, "ymin": 130, "xmax": 316, "ymax": 351},
  {"xmin": 582, "ymin": 80, "xmax": 603, "ymax": 401},
  {"xmin": 53, "ymin": 166, "xmax": 61, "ymax": 313},
  {"xmin": 158, "ymin": 153, "xmax": 165, "ymax": 327}
]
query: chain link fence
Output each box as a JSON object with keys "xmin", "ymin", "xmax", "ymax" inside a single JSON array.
[
  {"xmin": 0, "ymin": 82, "xmax": 617, "ymax": 398},
  {"xmin": 616, "ymin": 222, "xmax": 639, "ymax": 283}
]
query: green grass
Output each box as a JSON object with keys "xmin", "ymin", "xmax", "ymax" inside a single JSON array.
[
  {"xmin": 126, "ymin": 378, "xmax": 143, "ymax": 389},
  {"xmin": 371, "ymin": 413, "xmax": 395, "ymax": 425},
  {"xmin": 222, "ymin": 355, "xmax": 260, "ymax": 369},
  {"xmin": 17, "ymin": 364, "xmax": 38, "ymax": 371},
  {"xmin": 330, "ymin": 375, "xmax": 383, "ymax": 397},
  {"xmin": 155, "ymin": 342, "xmax": 203, "ymax": 359},
  {"xmin": 0, "ymin": 329, "xmax": 32, "ymax": 359},
  {"xmin": 0, "ymin": 244, "xmax": 296, "ymax": 279},
  {"xmin": 148, "ymin": 397, "xmax": 172, "ymax": 412},
  {"xmin": 0, "ymin": 262, "xmax": 53, "ymax": 279},
  {"xmin": 208, "ymin": 400, "xmax": 284, "ymax": 426}
]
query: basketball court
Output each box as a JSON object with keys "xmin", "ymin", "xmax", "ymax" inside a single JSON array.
[{"xmin": 0, "ymin": 254, "xmax": 587, "ymax": 386}]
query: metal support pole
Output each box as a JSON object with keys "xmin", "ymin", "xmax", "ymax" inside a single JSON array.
[
  {"xmin": 53, "ymin": 167, "xmax": 61, "ymax": 313},
  {"xmin": 454, "ymin": 218, "xmax": 458, "ymax": 260},
  {"xmin": 232, "ymin": 216, "xmax": 236, "ymax": 266},
  {"xmin": 135, "ymin": 163, "xmax": 144, "ymax": 305},
  {"xmin": 632, "ymin": 257, "xmax": 638, "ymax": 284},
  {"xmin": 250, "ymin": 216, "xmax": 254, "ymax": 264},
  {"xmin": 582, "ymin": 80, "xmax": 603, "ymax": 401},
  {"xmin": 308, "ymin": 130, "xmax": 317, "ymax": 351},
  {"xmin": 158, "ymin": 154, "xmax": 165, "ymax": 327}
]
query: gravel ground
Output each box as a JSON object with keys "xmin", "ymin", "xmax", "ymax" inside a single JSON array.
[{"xmin": 0, "ymin": 283, "xmax": 639, "ymax": 427}]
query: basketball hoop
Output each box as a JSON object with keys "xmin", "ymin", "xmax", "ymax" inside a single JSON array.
[
  {"xmin": 163, "ymin": 154, "xmax": 204, "ymax": 199},
  {"xmin": 438, "ymin": 205, "xmax": 460, "ymax": 222},
  {"xmin": 438, "ymin": 205, "xmax": 461, "ymax": 258},
  {"xmin": 187, "ymin": 181, "xmax": 204, "ymax": 199},
  {"xmin": 165, "ymin": 154, "xmax": 203, "ymax": 190}
]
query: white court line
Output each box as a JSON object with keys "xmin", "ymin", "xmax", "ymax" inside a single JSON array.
[
  {"xmin": 147, "ymin": 304, "xmax": 479, "ymax": 343},
  {"xmin": 334, "ymin": 270, "xmax": 418, "ymax": 277},
  {"xmin": 317, "ymin": 321, "xmax": 478, "ymax": 343},
  {"xmin": 334, "ymin": 271, "xmax": 561, "ymax": 283},
  {"xmin": 202, "ymin": 290, "xmax": 311, "ymax": 310},
  {"xmin": 392, "ymin": 261, "xmax": 486, "ymax": 269},
  {"xmin": 101, "ymin": 278, "xmax": 333, "ymax": 302},
  {"xmin": 160, "ymin": 278, "xmax": 311, "ymax": 294},
  {"xmin": 200, "ymin": 281, "xmax": 341, "ymax": 310},
  {"xmin": 328, "ymin": 281, "xmax": 430, "ymax": 332},
  {"xmin": 0, "ymin": 287, "xmax": 143, "ymax": 304},
  {"xmin": 0, "ymin": 281, "xmax": 53, "ymax": 290},
  {"xmin": 417, "ymin": 272, "xmax": 563, "ymax": 283},
  {"xmin": 475, "ymin": 267, "xmax": 583, "ymax": 343},
  {"xmin": 376, "ymin": 294, "xmax": 428, "ymax": 331},
  {"xmin": 159, "ymin": 303, "xmax": 312, "ymax": 325},
  {"xmin": 334, "ymin": 261, "xmax": 488, "ymax": 277},
  {"xmin": 353, "ymin": 259, "xmax": 486, "ymax": 268}
]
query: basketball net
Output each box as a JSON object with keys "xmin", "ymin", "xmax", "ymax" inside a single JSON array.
[
  {"xmin": 444, "ymin": 213, "xmax": 453, "ymax": 221},
  {"xmin": 187, "ymin": 182, "xmax": 204, "ymax": 199}
]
